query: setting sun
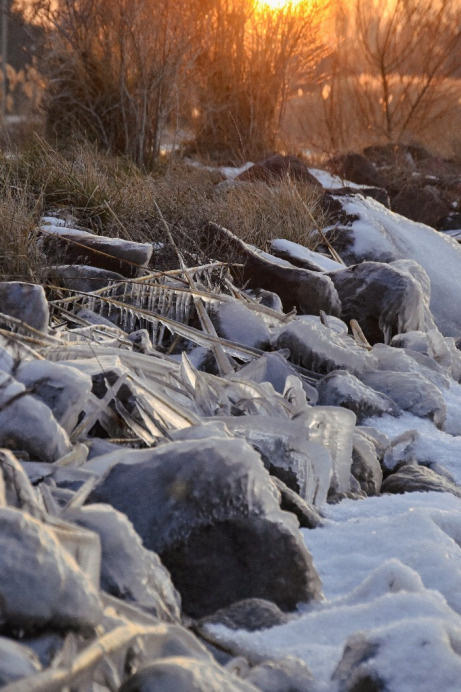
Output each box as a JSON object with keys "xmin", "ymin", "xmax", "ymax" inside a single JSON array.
[{"xmin": 256, "ymin": 0, "xmax": 304, "ymax": 8}]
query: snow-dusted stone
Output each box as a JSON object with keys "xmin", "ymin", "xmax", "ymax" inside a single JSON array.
[
  {"xmin": 381, "ymin": 463, "xmax": 461, "ymax": 499},
  {"xmin": 48, "ymin": 264, "xmax": 125, "ymax": 293},
  {"xmin": 40, "ymin": 223, "xmax": 153, "ymax": 277},
  {"xmin": 0, "ymin": 507, "xmax": 102, "ymax": 631},
  {"xmin": 328, "ymin": 261, "xmax": 426, "ymax": 345},
  {"xmin": 214, "ymin": 416, "xmax": 333, "ymax": 506},
  {"xmin": 0, "ymin": 281, "xmax": 49, "ymax": 332},
  {"xmin": 270, "ymin": 238, "xmax": 344, "ymax": 272},
  {"xmin": 325, "ymin": 194, "xmax": 461, "ymax": 337},
  {"xmin": 15, "ymin": 360, "xmax": 92, "ymax": 434},
  {"xmin": 67, "ymin": 504, "xmax": 181, "ymax": 622},
  {"xmin": 317, "ymin": 370, "xmax": 400, "ymax": 422},
  {"xmin": 360, "ymin": 371, "xmax": 446, "ymax": 429},
  {"xmin": 244, "ymin": 656, "xmax": 315, "ymax": 692},
  {"xmin": 199, "ymin": 599, "xmax": 292, "ymax": 632},
  {"xmin": 0, "ymin": 637, "xmax": 41, "ymax": 686},
  {"xmin": 276, "ymin": 319, "xmax": 376, "ymax": 376},
  {"xmin": 332, "ymin": 619, "xmax": 461, "ymax": 692},
  {"xmin": 243, "ymin": 252, "xmax": 342, "ymax": 317},
  {"xmin": 0, "ymin": 371, "xmax": 71, "ymax": 462},
  {"xmin": 351, "ymin": 430, "xmax": 383, "ymax": 496},
  {"xmin": 210, "ymin": 300, "xmax": 271, "ymax": 349},
  {"xmin": 119, "ymin": 656, "xmax": 260, "ymax": 692},
  {"xmin": 88, "ymin": 437, "xmax": 321, "ymax": 617}
]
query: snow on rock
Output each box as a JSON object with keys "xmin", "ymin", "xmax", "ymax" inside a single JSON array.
[
  {"xmin": 210, "ymin": 300, "xmax": 271, "ymax": 350},
  {"xmin": 67, "ymin": 504, "xmax": 182, "ymax": 622},
  {"xmin": 200, "ymin": 493, "xmax": 461, "ymax": 691},
  {"xmin": 0, "ymin": 507, "xmax": 103, "ymax": 631},
  {"xmin": 270, "ymin": 238, "xmax": 344, "ymax": 272},
  {"xmin": 88, "ymin": 437, "xmax": 321, "ymax": 617},
  {"xmin": 0, "ymin": 281, "xmax": 49, "ymax": 332},
  {"xmin": 329, "ymin": 194, "xmax": 461, "ymax": 337}
]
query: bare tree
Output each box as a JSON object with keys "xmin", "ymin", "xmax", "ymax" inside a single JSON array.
[
  {"xmin": 191, "ymin": 0, "xmax": 328, "ymax": 160},
  {"xmin": 31, "ymin": 0, "xmax": 199, "ymax": 167},
  {"xmin": 305, "ymin": 0, "xmax": 461, "ymax": 152}
]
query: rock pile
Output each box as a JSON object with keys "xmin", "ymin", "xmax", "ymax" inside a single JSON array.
[{"xmin": 1, "ymin": 154, "xmax": 461, "ymax": 690}]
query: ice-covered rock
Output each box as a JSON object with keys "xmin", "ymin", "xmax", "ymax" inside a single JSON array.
[
  {"xmin": 360, "ymin": 370, "xmax": 446, "ymax": 428},
  {"xmin": 212, "ymin": 416, "xmax": 333, "ymax": 506},
  {"xmin": 328, "ymin": 261, "xmax": 426, "ymax": 345},
  {"xmin": 0, "ymin": 281, "xmax": 49, "ymax": 332},
  {"xmin": 327, "ymin": 194, "xmax": 461, "ymax": 336},
  {"xmin": 0, "ymin": 371, "xmax": 72, "ymax": 462},
  {"xmin": 210, "ymin": 300, "xmax": 271, "ymax": 350},
  {"xmin": 243, "ymin": 251, "xmax": 342, "ymax": 317},
  {"xmin": 271, "ymin": 476, "xmax": 324, "ymax": 529},
  {"xmin": 276, "ymin": 320, "xmax": 376, "ymax": 376},
  {"xmin": 381, "ymin": 463, "xmax": 461, "ymax": 499},
  {"xmin": 0, "ymin": 507, "xmax": 103, "ymax": 631},
  {"xmin": 88, "ymin": 437, "xmax": 321, "ymax": 616},
  {"xmin": 371, "ymin": 342, "xmax": 450, "ymax": 391},
  {"xmin": 317, "ymin": 369, "xmax": 400, "ymax": 422},
  {"xmin": 15, "ymin": 360, "xmax": 92, "ymax": 434},
  {"xmin": 67, "ymin": 504, "xmax": 181, "ymax": 622},
  {"xmin": 0, "ymin": 637, "xmax": 41, "ymax": 686},
  {"xmin": 119, "ymin": 656, "xmax": 260, "ymax": 692},
  {"xmin": 351, "ymin": 429, "xmax": 383, "ymax": 496}
]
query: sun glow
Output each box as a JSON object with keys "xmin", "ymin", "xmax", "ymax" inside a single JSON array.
[{"xmin": 256, "ymin": 0, "xmax": 305, "ymax": 9}]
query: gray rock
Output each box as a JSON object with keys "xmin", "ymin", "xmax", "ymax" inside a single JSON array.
[
  {"xmin": 15, "ymin": 360, "xmax": 92, "ymax": 434},
  {"xmin": 119, "ymin": 656, "xmax": 260, "ymax": 692},
  {"xmin": 88, "ymin": 437, "xmax": 321, "ymax": 617},
  {"xmin": 276, "ymin": 319, "xmax": 376, "ymax": 376},
  {"xmin": 0, "ymin": 636, "xmax": 41, "ymax": 686},
  {"xmin": 352, "ymin": 430, "xmax": 383, "ymax": 496},
  {"xmin": 0, "ymin": 371, "xmax": 72, "ymax": 462},
  {"xmin": 211, "ymin": 300, "xmax": 271, "ymax": 350},
  {"xmin": 317, "ymin": 369, "xmax": 400, "ymax": 422},
  {"xmin": 332, "ymin": 632, "xmax": 384, "ymax": 692},
  {"xmin": 67, "ymin": 504, "xmax": 181, "ymax": 622},
  {"xmin": 47, "ymin": 264, "xmax": 125, "ymax": 293},
  {"xmin": 329, "ymin": 261, "xmax": 426, "ymax": 345},
  {"xmin": 0, "ymin": 507, "xmax": 102, "ymax": 631},
  {"xmin": 271, "ymin": 476, "xmax": 324, "ymax": 529},
  {"xmin": 0, "ymin": 282, "xmax": 49, "ymax": 332},
  {"xmin": 360, "ymin": 370, "xmax": 446, "ymax": 428},
  {"xmin": 198, "ymin": 598, "xmax": 292, "ymax": 632},
  {"xmin": 381, "ymin": 463, "xmax": 461, "ymax": 499},
  {"xmin": 245, "ymin": 656, "xmax": 315, "ymax": 692}
]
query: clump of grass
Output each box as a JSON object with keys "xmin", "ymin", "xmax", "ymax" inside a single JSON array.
[{"xmin": 0, "ymin": 138, "xmax": 325, "ymax": 281}]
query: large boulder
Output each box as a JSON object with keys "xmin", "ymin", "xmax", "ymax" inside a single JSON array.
[
  {"xmin": 391, "ymin": 185, "xmax": 449, "ymax": 228},
  {"xmin": 329, "ymin": 153, "xmax": 386, "ymax": 188},
  {"xmin": 317, "ymin": 370, "xmax": 400, "ymax": 422},
  {"xmin": 210, "ymin": 300, "xmax": 271, "ymax": 350},
  {"xmin": 88, "ymin": 437, "xmax": 321, "ymax": 617}
]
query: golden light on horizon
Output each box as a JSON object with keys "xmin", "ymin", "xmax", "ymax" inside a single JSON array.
[{"xmin": 255, "ymin": 0, "xmax": 305, "ymax": 9}]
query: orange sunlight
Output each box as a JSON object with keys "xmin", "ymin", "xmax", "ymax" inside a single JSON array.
[{"xmin": 255, "ymin": 0, "xmax": 305, "ymax": 9}]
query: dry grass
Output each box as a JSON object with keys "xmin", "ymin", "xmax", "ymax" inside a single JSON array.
[{"xmin": 0, "ymin": 139, "xmax": 324, "ymax": 281}]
